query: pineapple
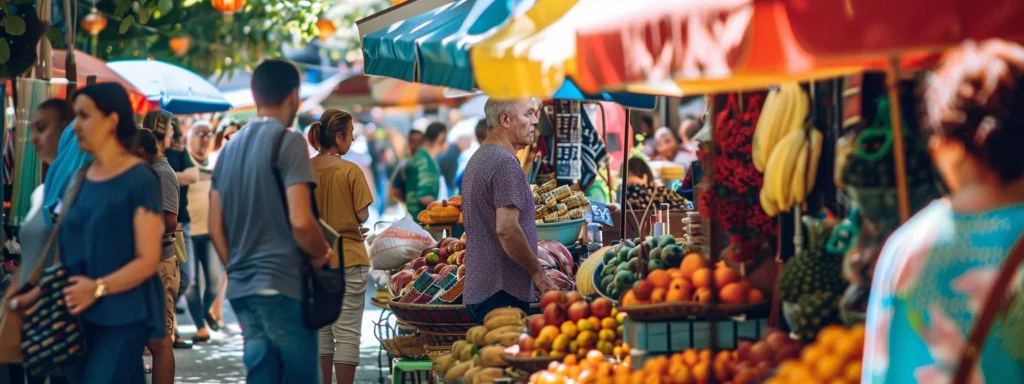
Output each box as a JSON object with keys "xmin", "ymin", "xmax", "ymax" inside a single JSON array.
[
  {"xmin": 778, "ymin": 216, "xmax": 847, "ymax": 303},
  {"xmin": 794, "ymin": 291, "xmax": 840, "ymax": 342}
]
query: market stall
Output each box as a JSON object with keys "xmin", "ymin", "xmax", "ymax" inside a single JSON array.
[{"xmin": 352, "ymin": 0, "xmax": 997, "ymax": 383}]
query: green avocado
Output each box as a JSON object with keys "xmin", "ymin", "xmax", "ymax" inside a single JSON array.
[
  {"xmin": 649, "ymin": 246, "xmax": 662, "ymax": 261},
  {"xmin": 645, "ymin": 237, "xmax": 658, "ymax": 250},
  {"xmin": 601, "ymin": 262, "xmax": 617, "ymax": 277},
  {"xmin": 617, "ymin": 247, "xmax": 631, "ymax": 263},
  {"xmin": 614, "ymin": 270, "xmax": 635, "ymax": 290},
  {"xmin": 627, "ymin": 246, "xmax": 641, "ymax": 261},
  {"xmin": 648, "ymin": 258, "xmax": 667, "ymax": 271},
  {"xmin": 662, "ymin": 244, "xmax": 685, "ymax": 268},
  {"xmin": 625, "ymin": 258, "xmax": 638, "ymax": 273},
  {"xmin": 657, "ymin": 234, "xmax": 676, "ymax": 248},
  {"xmin": 601, "ymin": 274, "xmax": 615, "ymax": 291},
  {"xmin": 603, "ymin": 249, "xmax": 618, "ymax": 264}
]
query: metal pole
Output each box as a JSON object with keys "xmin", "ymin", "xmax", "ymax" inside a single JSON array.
[{"xmin": 619, "ymin": 109, "xmax": 631, "ymax": 241}]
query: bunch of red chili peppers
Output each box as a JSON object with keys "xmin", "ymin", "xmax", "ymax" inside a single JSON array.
[{"xmin": 698, "ymin": 93, "xmax": 778, "ymax": 264}]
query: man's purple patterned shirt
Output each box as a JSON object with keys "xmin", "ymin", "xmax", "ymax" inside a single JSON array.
[{"xmin": 461, "ymin": 144, "xmax": 537, "ymax": 305}]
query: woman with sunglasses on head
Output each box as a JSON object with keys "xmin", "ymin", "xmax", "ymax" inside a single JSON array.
[
  {"xmin": 9, "ymin": 83, "xmax": 166, "ymax": 383},
  {"xmin": 307, "ymin": 109, "xmax": 373, "ymax": 384}
]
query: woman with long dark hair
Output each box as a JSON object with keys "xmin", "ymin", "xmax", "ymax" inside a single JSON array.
[
  {"xmin": 307, "ymin": 109, "xmax": 373, "ymax": 384},
  {"xmin": 10, "ymin": 83, "xmax": 166, "ymax": 383}
]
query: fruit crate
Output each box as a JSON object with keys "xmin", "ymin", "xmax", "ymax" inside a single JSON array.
[{"xmin": 623, "ymin": 317, "xmax": 768, "ymax": 354}]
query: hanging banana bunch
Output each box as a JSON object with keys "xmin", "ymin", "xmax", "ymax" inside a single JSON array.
[{"xmin": 754, "ymin": 83, "xmax": 823, "ymax": 217}]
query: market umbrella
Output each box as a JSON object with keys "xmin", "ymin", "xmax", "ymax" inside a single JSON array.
[
  {"xmin": 50, "ymin": 50, "xmax": 156, "ymax": 113},
  {"xmin": 358, "ymin": 0, "xmax": 658, "ymax": 110},
  {"xmin": 780, "ymin": 0, "xmax": 1024, "ymax": 61},
  {"xmin": 323, "ymin": 74, "xmax": 464, "ymax": 108},
  {"xmin": 107, "ymin": 60, "xmax": 233, "ymax": 114}
]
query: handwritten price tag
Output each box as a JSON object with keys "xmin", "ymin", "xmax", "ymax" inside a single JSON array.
[{"xmin": 584, "ymin": 198, "xmax": 614, "ymax": 227}]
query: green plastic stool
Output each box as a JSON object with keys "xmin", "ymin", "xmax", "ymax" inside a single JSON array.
[{"xmin": 391, "ymin": 358, "xmax": 433, "ymax": 384}]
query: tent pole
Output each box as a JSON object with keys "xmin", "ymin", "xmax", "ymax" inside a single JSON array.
[
  {"xmin": 620, "ymin": 109, "xmax": 631, "ymax": 241},
  {"xmin": 885, "ymin": 56, "xmax": 911, "ymax": 223}
]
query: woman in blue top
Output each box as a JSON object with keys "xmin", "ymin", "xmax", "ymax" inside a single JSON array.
[
  {"xmin": 863, "ymin": 39, "xmax": 1024, "ymax": 383},
  {"xmin": 14, "ymin": 83, "xmax": 167, "ymax": 383}
]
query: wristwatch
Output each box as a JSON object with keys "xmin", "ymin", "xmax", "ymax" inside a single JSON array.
[{"xmin": 94, "ymin": 278, "xmax": 107, "ymax": 299}]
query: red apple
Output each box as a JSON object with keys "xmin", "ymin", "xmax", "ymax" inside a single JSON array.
[
  {"xmin": 765, "ymin": 331, "xmax": 790, "ymax": 352},
  {"xmin": 567, "ymin": 301, "xmax": 591, "ymax": 323},
  {"xmin": 774, "ymin": 343, "xmax": 802, "ymax": 364},
  {"xmin": 527, "ymin": 315, "xmax": 546, "ymax": 337},
  {"xmin": 518, "ymin": 334, "xmax": 535, "ymax": 352},
  {"xmin": 543, "ymin": 303, "xmax": 566, "ymax": 327},
  {"xmin": 749, "ymin": 342, "xmax": 772, "ymax": 364},
  {"xmin": 589, "ymin": 298, "xmax": 614, "ymax": 319},
  {"xmin": 540, "ymin": 291, "xmax": 566, "ymax": 311},
  {"xmin": 433, "ymin": 263, "xmax": 448, "ymax": 274},
  {"xmin": 411, "ymin": 257, "xmax": 427, "ymax": 270},
  {"xmin": 414, "ymin": 265, "xmax": 430, "ymax": 278},
  {"xmin": 565, "ymin": 291, "xmax": 585, "ymax": 305},
  {"xmin": 735, "ymin": 340, "xmax": 753, "ymax": 361}
]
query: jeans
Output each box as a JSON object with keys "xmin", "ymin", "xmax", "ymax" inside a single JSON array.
[
  {"xmin": 185, "ymin": 231, "xmax": 222, "ymax": 328},
  {"xmin": 231, "ymin": 295, "xmax": 320, "ymax": 384},
  {"xmin": 176, "ymin": 223, "xmax": 192, "ymax": 305}
]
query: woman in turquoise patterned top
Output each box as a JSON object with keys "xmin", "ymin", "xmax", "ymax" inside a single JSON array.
[{"xmin": 863, "ymin": 39, "xmax": 1024, "ymax": 383}]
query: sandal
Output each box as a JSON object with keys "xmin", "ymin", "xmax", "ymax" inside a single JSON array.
[
  {"xmin": 172, "ymin": 334, "xmax": 194, "ymax": 349},
  {"xmin": 205, "ymin": 313, "xmax": 223, "ymax": 332},
  {"xmin": 193, "ymin": 333, "xmax": 211, "ymax": 343}
]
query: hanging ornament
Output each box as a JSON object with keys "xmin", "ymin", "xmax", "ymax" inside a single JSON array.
[
  {"xmin": 169, "ymin": 36, "xmax": 191, "ymax": 56},
  {"xmin": 211, "ymin": 0, "xmax": 246, "ymax": 22},
  {"xmin": 316, "ymin": 18, "xmax": 336, "ymax": 41},
  {"xmin": 80, "ymin": 8, "xmax": 107, "ymax": 36}
]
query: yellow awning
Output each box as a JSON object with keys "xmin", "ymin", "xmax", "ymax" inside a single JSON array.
[{"xmin": 470, "ymin": 0, "xmax": 583, "ymax": 100}]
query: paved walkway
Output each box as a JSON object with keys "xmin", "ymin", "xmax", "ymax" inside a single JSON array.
[{"xmin": 171, "ymin": 287, "xmax": 392, "ymax": 383}]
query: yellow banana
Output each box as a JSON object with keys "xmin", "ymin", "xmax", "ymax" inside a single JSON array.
[
  {"xmin": 790, "ymin": 139, "xmax": 810, "ymax": 205},
  {"xmin": 753, "ymin": 88, "xmax": 779, "ymax": 171},
  {"xmin": 763, "ymin": 136, "xmax": 790, "ymax": 213},
  {"xmin": 770, "ymin": 129, "xmax": 807, "ymax": 210},
  {"xmin": 807, "ymin": 128, "xmax": 823, "ymax": 194}
]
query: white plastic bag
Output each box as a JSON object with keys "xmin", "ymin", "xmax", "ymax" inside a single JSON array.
[{"xmin": 370, "ymin": 215, "xmax": 437, "ymax": 271}]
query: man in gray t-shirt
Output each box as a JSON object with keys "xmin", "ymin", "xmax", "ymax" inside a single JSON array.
[
  {"xmin": 207, "ymin": 59, "xmax": 331, "ymax": 383},
  {"xmin": 153, "ymin": 156, "xmax": 179, "ymax": 259}
]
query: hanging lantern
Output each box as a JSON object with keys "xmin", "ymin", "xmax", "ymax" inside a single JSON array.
[
  {"xmin": 211, "ymin": 0, "xmax": 246, "ymax": 21},
  {"xmin": 316, "ymin": 19, "xmax": 336, "ymax": 41},
  {"xmin": 80, "ymin": 8, "xmax": 107, "ymax": 36},
  {"xmin": 169, "ymin": 36, "xmax": 191, "ymax": 56}
]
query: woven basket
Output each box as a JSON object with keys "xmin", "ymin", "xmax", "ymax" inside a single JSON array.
[
  {"xmin": 621, "ymin": 300, "xmax": 770, "ymax": 322},
  {"xmin": 390, "ymin": 300, "xmax": 543, "ymax": 333},
  {"xmin": 419, "ymin": 329, "xmax": 468, "ymax": 348},
  {"xmin": 379, "ymin": 333, "xmax": 428, "ymax": 360}
]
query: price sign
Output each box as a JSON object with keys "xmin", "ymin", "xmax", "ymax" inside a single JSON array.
[
  {"xmin": 584, "ymin": 198, "xmax": 614, "ymax": 227},
  {"xmin": 555, "ymin": 143, "xmax": 582, "ymax": 181}
]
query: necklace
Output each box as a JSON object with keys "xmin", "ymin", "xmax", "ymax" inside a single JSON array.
[{"xmin": 319, "ymin": 151, "xmax": 341, "ymax": 156}]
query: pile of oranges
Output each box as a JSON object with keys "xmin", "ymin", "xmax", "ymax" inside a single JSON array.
[
  {"xmin": 529, "ymin": 350, "xmax": 632, "ymax": 384},
  {"xmin": 766, "ymin": 324, "xmax": 865, "ymax": 384},
  {"xmin": 621, "ymin": 254, "xmax": 765, "ymax": 307}
]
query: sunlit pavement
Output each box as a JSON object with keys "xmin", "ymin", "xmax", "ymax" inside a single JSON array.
[{"xmin": 169, "ymin": 287, "xmax": 390, "ymax": 383}]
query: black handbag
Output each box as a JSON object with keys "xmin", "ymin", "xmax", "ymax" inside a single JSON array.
[
  {"xmin": 19, "ymin": 164, "xmax": 89, "ymax": 376},
  {"xmin": 270, "ymin": 128, "xmax": 345, "ymax": 330}
]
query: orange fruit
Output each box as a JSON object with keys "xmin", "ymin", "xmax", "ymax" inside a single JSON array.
[
  {"xmin": 713, "ymin": 266, "xmax": 741, "ymax": 289},
  {"xmin": 719, "ymin": 283, "xmax": 747, "ymax": 305},
  {"xmin": 634, "ymin": 281, "xmax": 654, "ymax": 301},
  {"xmin": 845, "ymin": 361, "xmax": 862, "ymax": 382},
  {"xmin": 679, "ymin": 253, "xmax": 709, "ymax": 279},
  {"xmin": 647, "ymin": 269, "xmax": 672, "ymax": 289},
  {"xmin": 691, "ymin": 268, "xmax": 713, "ymax": 289},
  {"xmin": 666, "ymin": 287, "xmax": 686, "ymax": 303},
  {"xmin": 667, "ymin": 268, "xmax": 685, "ymax": 281},
  {"xmin": 693, "ymin": 287, "xmax": 712, "ymax": 303},
  {"xmin": 621, "ymin": 290, "xmax": 640, "ymax": 307},
  {"xmin": 650, "ymin": 288, "xmax": 667, "ymax": 303},
  {"xmin": 666, "ymin": 279, "xmax": 693, "ymax": 303},
  {"xmin": 692, "ymin": 361, "xmax": 710, "ymax": 383},
  {"xmin": 814, "ymin": 356, "xmax": 844, "ymax": 380},
  {"xmin": 747, "ymin": 288, "xmax": 766, "ymax": 304},
  {"xmin": 681, "ymin": 349, "xmax": 699, "ymax": 366}
]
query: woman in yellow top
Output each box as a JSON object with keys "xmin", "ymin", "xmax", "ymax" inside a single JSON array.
[{"xmin": 307, "ymin": 109, "xmax": 373, "ymax": 384}]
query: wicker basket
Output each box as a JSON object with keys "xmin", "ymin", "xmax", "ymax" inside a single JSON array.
[
  {"xmin": 419, "ymin": 329, "xmax": 468, "ymax": 348},
  {"xmin": 502, "ymin": 355, "xmax": 560, "ymax": 374},
  {"xmin": 379, "ymin": 332, "xmax": 428, "ymax": 360},
  {"xmin": 621, "ymin": 300, "xmax": 770, "ymax": 322},
  {"xmin": 390, "ymin": 300, "xmax": 543, "ymax": 333}
]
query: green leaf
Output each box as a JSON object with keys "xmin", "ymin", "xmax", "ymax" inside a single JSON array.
[
  {"xmin": 119, "ymin": 15, "xmax": 135, "ymax": 34},
  {"xmin": 0, "ymin": 39, "xmax": 9, "ymax": 64},
  {"xmin": 158, "ymin": 0, "xmax": 173, "ymax": 15},
  {"xmin": 115, "ymin": 0, "xmax": 132, "ymax": 16},
  {"xmin": 46, "ymin": 26, "xmax": 65, "ymax": 48},
  {"xmin": 2, "ymin": 15, "xmax": 26, "ymax": 36},
  {"xmin": 139, "ymin": 7, "xmax": 152, "ymax": 24}
]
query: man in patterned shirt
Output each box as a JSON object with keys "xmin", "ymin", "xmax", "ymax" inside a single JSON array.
[{"xmin": 461, "ymin": 98, "xmax": 557, "ymax": 322}]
